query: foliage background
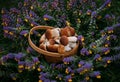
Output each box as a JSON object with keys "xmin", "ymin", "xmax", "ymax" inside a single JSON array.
[{"xmin": 0, "ymin": 0, "xmax": 120, "ymax": 82}]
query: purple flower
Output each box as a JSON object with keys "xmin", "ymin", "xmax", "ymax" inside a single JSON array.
[
  {"xmin": 101, "ymin": 47, "xmax": 110, "ymax": 55},
  {"xmin": 51, "ymin": 63, "xmax": 56, "ymax": 69},
  {"xmin": 25, "ymin": 15, "xmax": 31, "ymax": 22},
  {"xmin": 3, "ymin": 27, "xmax": 16, "ymax": 31},
  {"xmin": 10, "ymin": 8, "xmax": 20, "ymax": 14},
  {"xmin": 91, "ymin": 11, "xmax": 97, "ymax": 18},
  {"xmin": 15, "ymin": 53, "xmax": 25, "ymax": 61},
  {"xmin": 94, "ymin": 54, "xmax": 101, "ymax": 61},
  {"xmin": 30, "ymin": 21, "xmax": 39, "ymax": 27},
  {"xmin": 100, "ymin": 30, "xmax": 106, "ymax": 36},
  {"xmin": 105, "ymin": 14, "xmax": 111, "ymax": 20},
  {"xmin": 39, "ymin": 72, "xmax": 50, "ymax": 81},
  {"xmin": 24, "ymin": 0, "xmax": 29, "ymax": 6},
  {"xmin": 65, "ymin": 67, "xmax": 72, "ymax": 74},
  {"xmin": 63, "ymin": 56, "xmax": 75, "ymax": 64},
  {"xmin": 1, "ymin": 55, "xmax": 8, "ymax": 64},
  {"xmin": 86, "ymin": 10, "xmax": 92, "ymax": 15},
  {"xmin": 29, "ymin": 10, "xmax": 37, "ymax": 17},
  {"xmin": 110, "ymin": 34, "xmax": 117, "ymax": 40},
  {"xmin": 77, "ymin": 35, "xmax": 84, "ymax": 42},
  {"xmin": 37, "ymin": 65, "xmax": 45, "ymax": 71},
  {"xmin": 76, "ymin": 68, "xmax": 84, "ymax": 74},
  {"xmin": 80, "ymin": 48, "xmax": 89, "ymax": 56},
  {"xmin": 27, "ymin": 46, "xmax": 34, "ymax": 53},
  {"xmin": 18, "ymin": 61, "xmax": 25, "ymax": 72},
  {"xmin": 99, "ymin": 0, "xmax": 111, "ymax": 10},
  {"xmin": 55, "ymin": 64, "xmax": 64, "ymax": 69},
  {"xmin": 78, "ymin": 61, "xmax": 85, "ymax": 67},
  {"xmin": 43, "ymin": 14, "xmax": 54, "ymax": 20},
  {"xmin": 65, "ymin": 75, "xmax": 72, "ymax": 82},
  {"xmin": 102, "ymin": 57, "xmax": 112, "ymax": 64},
  {"xmin": 83, "ymin": 63, "xmax": 93, "ymax": 71},
  {"xmin": 25, "ymin": 61, "xmax": 33, "ymax": 70},
  {"xmin": 104, "ymin": 40, "xmax": 110, "ymax": 47},
  {"xmin": 56, "ymin": 74, "xmax": 63, "ymax": 80},
  {"xmin": 7, "ymin": 53, "xmax": 14, "ymax": 59},
  {"xmin": 89, "ymin": 71, "xmax": 101, "ymax": 79},
  {"xmin": 17, "ymin": 18, "xmax": 23, "ymax": 23},
  {"xmin": 32, "ymin": 57, "xmax": 40, "ymax": 64},
  {"xmin": 20, "ymin": 30, "xmax": 29, "ymax": 37},
  {"xmin": 90, "ymin": 42, "xmax": 96, "ymax": 48}
]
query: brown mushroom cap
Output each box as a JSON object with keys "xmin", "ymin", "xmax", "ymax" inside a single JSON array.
[
  {"xmin": 60, "ymin": 28, "xmax": 70, "ymax": 37},
  {"xmin": 60, "ymin": 26, "xmax": 75, "ymax": 36},
  {"xmin": 45, "ymin": 29, "xmax": 52, "ymax": 40},
  {"xmin": 58, "ymin": 44, "xmax": 65, "ymax": 54},
  {"xmin": 66, "ymin": 26, "xmax": 75, "ymax": 36},
  {"xmin": 46, "ymin": 44, "xmax": 59, "ymax": 52},
  {"xmin": 60, "ymin": 36, "xmax": 69, "ymax": 46}
]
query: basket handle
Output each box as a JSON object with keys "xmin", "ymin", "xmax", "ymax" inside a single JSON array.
[{"xmin": 28, "ymin": 26, "xmax": 64, "ymax": 57}]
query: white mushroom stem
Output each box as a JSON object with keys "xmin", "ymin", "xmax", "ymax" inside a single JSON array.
[
  {"xmin": 69, "ymin": 42, "xmax": 77, "ymax": 48},
  {"xmin": 68, "ymin": 36, "xmax": 77, "ymax": 42},
  {"xmin": 51, "ymin": 28, "xmax": 60, "ymax": 37},
  {"xmin": 65, "ymin": 44, "xmax": 71, "ymax": 51}
]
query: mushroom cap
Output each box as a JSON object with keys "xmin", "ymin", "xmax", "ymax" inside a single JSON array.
[
  {"xmin": 60, "ymin": 28, "xmax": 70, "ymax": 37},
  {"xmin": 58, "ymin": 44, "xmax": 65, "ymax": 54},
  {"xmin": 46, "ymin": 44, "xmax": 59, "ymax": 52},
  {"xmin": 45, "ymin": 29, "xmax": 52, "ymax": 40},
  {"xmin": 66, "ymin": 26, "xmax": 75, "ymax": 36},
  {"xmin": 60, "ymin": 36, "xmax": 69, "ymax": 46}
]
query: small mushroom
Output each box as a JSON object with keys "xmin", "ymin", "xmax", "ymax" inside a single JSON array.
[
  {"xmin": 60, "ymin": 28, "xmax": 70, "ymax": 37},
  {"xmin": 51, "ymin": 28, "xmax": 60, "ymax": 38},
  {"xmin": 65, "ymin": 44, "xmax": 71, "ymax": 51},
  {"xmin": 69, "ymin": 42, "xmax": 77, "ymax": 48},
  {"xmin": 54, "ymin": 36, "xmax": 60, "ymax": 44},
  {"xmin": 60, "ymin": 36, "xmax": 69, "ymax": 46},
  {"xmin": 46, "ymin": 44, "xmax": 59, "ymax": 52},
  {"xmin": 58, "ymin": 44, "xmax": 65, "ymax": 54},
  {"xmin": 60, "ymin": 26, "xmax": 75, "ymax": 36},
  {"xmin": 66, "ymin": 26, "xmax": 75, "ymax": 36},
  {"xmin": 68, "ymin": 36, "xmax": 77, "ymax": 42},
  {"xmin": 45, "ymin": 29, "xmax": 53, "ymax": 40}
]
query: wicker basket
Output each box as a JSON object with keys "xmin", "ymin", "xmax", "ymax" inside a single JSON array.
[{"xmin": 28, "ymin": 26, "xmax": 79, "ymax": 63}]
